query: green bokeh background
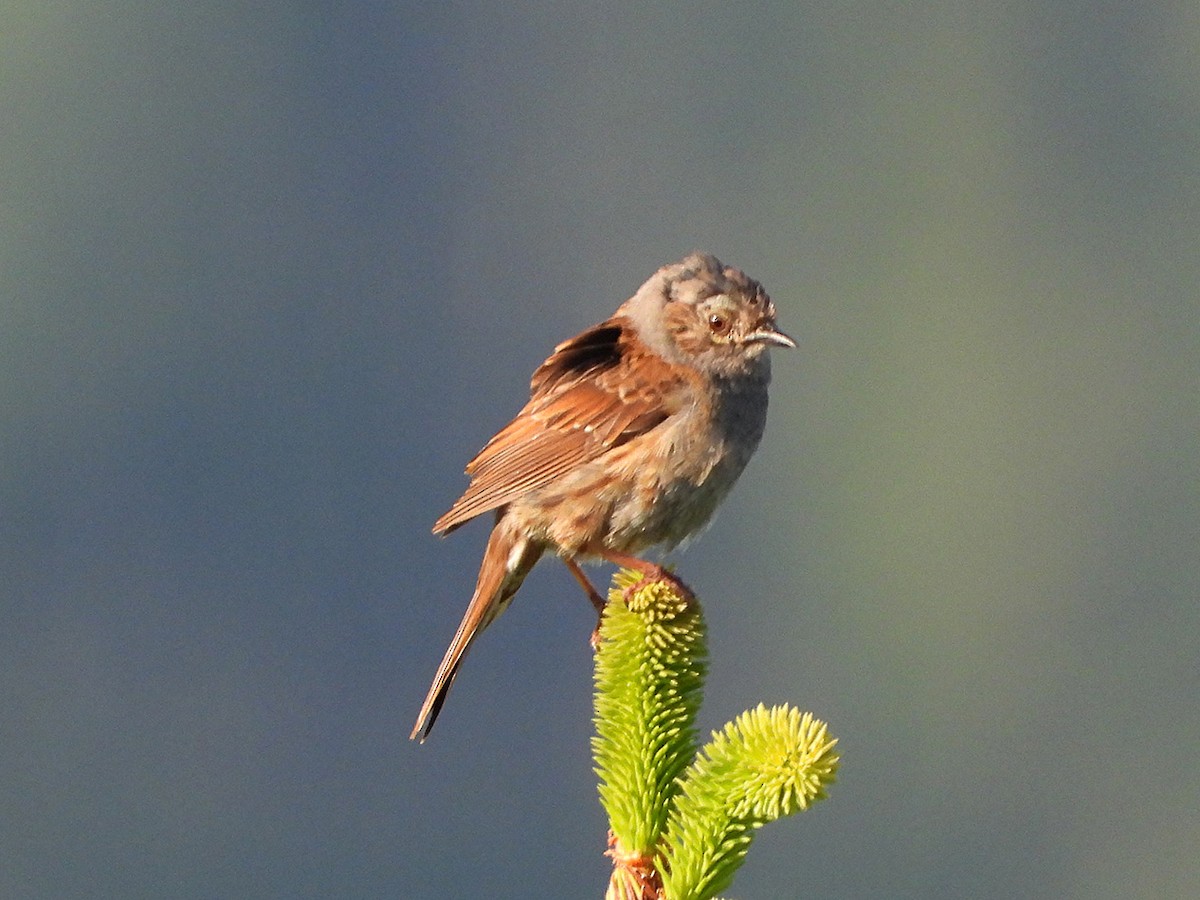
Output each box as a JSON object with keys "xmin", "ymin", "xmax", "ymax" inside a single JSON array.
[{"xmin": 3, "ymin": 3, "xmax": 1197, "ymax": 897}]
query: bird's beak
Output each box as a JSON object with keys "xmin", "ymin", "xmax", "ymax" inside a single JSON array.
[{"xmin": 744, "ymin": 325, "xmax": 797, "ymax": 349}]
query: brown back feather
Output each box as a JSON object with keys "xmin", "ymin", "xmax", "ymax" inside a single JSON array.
[{"xmin": 432, "ymin": 318, "xmax": 683, "ymax": 535}]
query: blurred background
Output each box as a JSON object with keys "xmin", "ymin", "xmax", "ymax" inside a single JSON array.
[{"xmin": 3, "ymin": 2, "xmax": 1197, "ymax": 897}]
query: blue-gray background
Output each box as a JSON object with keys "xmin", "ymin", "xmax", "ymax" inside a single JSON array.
[{"xmin": 4, "ymin": 3, "xmax": 1197, "ymax": 897}]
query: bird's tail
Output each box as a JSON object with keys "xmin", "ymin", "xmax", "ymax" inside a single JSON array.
[{"xmin": 410, "ymin": 521, "xmax": 542, "ymax": 742}]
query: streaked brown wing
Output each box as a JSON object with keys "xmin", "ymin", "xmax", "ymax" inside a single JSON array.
[{"xmin": 432, "ymin": 318, "xmax": 683, "ymax": 535}]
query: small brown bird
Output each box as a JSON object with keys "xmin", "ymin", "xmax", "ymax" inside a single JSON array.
[{"xmin": 411, "ymin": 253, "xmax": 794, "ymax": 741}]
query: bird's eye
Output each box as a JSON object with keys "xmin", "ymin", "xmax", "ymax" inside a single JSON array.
[{"xmin": 707, "ymin": 313, "xmax": 732, "ymax": 336}]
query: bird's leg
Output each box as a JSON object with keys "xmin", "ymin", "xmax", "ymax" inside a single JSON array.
[
  {"xmin": 562, "ymin": 557, "xmax": 607, "ymax": 650},
  {"xmin": 563, "ymin": 556, "xmax": 606, "ymax": 613},
  {"xmin": 589, "ymin": 547, "xmax": 696, "ymax": 605}
]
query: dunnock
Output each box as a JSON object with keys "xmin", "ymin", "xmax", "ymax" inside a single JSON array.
[{"xmin": 412, "ymin": 253, "xmax": 794, "ymax": 741}]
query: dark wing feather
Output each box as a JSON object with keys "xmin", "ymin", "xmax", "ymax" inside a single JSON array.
[{"xmin": 432, "ymin": 318, "xmax": 682, "ymax": 535}]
